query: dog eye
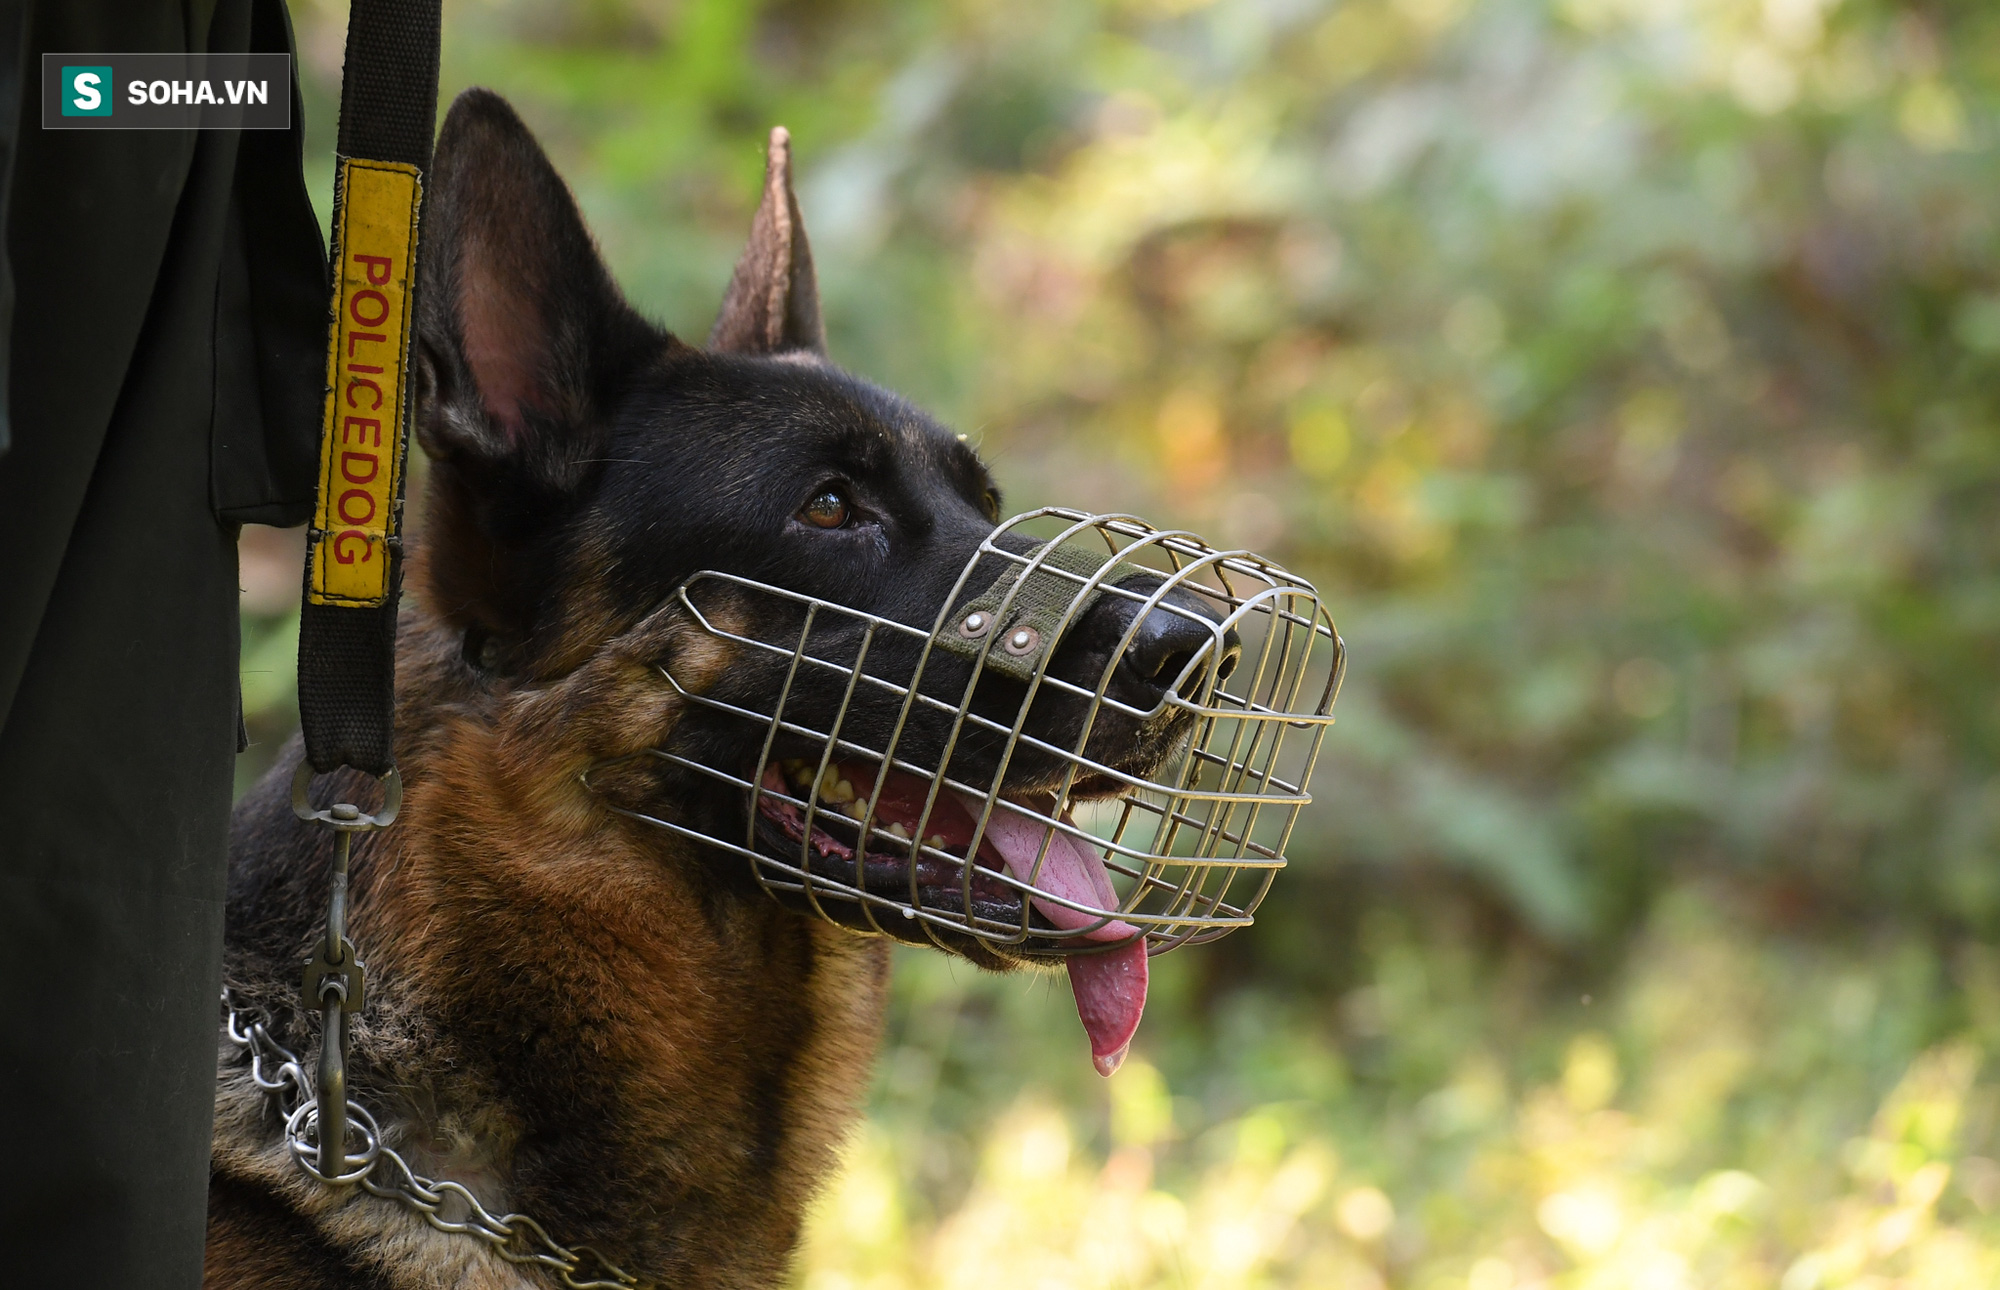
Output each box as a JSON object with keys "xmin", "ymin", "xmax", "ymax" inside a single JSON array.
[{"xmin": 799, "ymin": 487, "xmax": 851, "ymax": 529}]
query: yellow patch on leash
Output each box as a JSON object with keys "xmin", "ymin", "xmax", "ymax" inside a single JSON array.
[{"xmin": 309, "ymin": 158, "xmax": 422, "ymax": 606}]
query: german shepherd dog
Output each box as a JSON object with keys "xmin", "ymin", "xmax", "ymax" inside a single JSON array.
[{"xmin": 209, "ymin": 89, "xmax": 1228, "ymax": 1288}]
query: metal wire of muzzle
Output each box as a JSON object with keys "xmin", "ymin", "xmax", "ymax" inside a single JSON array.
[{"xmin": 586, "ymin": 508, "xmax": 1344, "ymax": 958}]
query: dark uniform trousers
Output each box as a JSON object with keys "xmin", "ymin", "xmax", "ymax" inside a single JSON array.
[{"xmin": 0, "ymin": 1, "xmax": 327, "ymax": 1285}]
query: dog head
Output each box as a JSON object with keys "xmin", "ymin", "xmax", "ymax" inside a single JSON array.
[{"xmin": 411, "ymin": 89, "xmax": 1335, "ymax": 1072}]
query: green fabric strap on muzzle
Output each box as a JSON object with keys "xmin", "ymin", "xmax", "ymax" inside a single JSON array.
[{"xmin": 932, "ymin": 543, "xmax": 1149, "ymax": 683}]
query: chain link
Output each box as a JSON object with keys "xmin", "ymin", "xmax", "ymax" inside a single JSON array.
[{"xmin": 223, "ymin": 995, "xmax": 641, "ymax": 1290}]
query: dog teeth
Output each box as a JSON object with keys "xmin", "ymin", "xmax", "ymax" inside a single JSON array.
[
  {"xmin": 926, "ymin": 833, "xmax": 947, "ymax": 849},
  {"xmin": 811, "ymin": 766, "xmax": 858, "ymax": 803},
  {"xmin": 842, "ymin": 800, "xmax": 867, "ymax": 820},
  {"xmin": 885, "ymin": 822, "xmax": 911, "ymax": 842}
]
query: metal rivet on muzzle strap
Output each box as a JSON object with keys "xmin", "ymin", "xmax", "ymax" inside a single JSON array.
[
  {"xmin": 1003, "ymin": 625, "xmax": 1041, "ymax": 656},
  {"xmin": 959, "ymin": 611, "xmax": 992, "ymax": 639}
]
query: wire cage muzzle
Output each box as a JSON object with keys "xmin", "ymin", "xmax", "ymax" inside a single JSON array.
[{"xmin": 587, "ymin": 508, "xmax": 1345, "ymax": 958}]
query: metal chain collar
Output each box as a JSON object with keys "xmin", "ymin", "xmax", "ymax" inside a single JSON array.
[
  {"xmin": 263, "ymin": 761, "xmax": 642, "ymax": 1290},
  {"xmin": 222, "ymin": 998, "xmax": 639, "ymax": 1289}
]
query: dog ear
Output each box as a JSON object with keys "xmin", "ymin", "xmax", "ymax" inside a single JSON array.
[
  {"xmin": 413, "ymin": 89, "xmax": 667, "ymax": 648},
  {"xmin": 707, "ymin": 127, "xmax": 826, "ymax": 357},
  {"xmin": 415, "ymin": 88, "xmax": 662, "ymax": 488}
]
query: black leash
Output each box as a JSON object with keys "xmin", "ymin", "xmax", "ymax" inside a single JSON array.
[
  {"xmin": 290, "ymin": 0, "xmax": 439, "ymax": 1181},
  {"xmin": 296, "ymin": 0, "xmax": 441, "ymax": 778}
]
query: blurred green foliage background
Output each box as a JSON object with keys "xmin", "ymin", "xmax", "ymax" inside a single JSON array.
[{"xmin": 239, "ymin": 0, "xmax": 2000, "ymax": 1284}]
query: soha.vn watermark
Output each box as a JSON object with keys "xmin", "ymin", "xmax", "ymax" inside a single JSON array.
[{"xmin": 43, "ymin": 54, "xmax": 291, "ymax": 130}]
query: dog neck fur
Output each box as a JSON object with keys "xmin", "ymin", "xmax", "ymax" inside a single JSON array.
[{"xmin": 214, "ymin": 599, "xmax": 890, "ymax": 1288}]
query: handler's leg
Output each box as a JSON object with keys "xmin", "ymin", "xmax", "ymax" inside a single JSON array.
[
  {"xmin": 0, "ymin": 149, "xmax": 244, "ymax": 1290},
  {"xmin": 0, "ymin": 338, "xmax": 242, "ymax": 1287}
]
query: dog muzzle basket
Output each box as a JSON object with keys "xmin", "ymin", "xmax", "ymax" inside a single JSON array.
[{"xmin": 590, "ymin": 508, "xmax": 1344, "ymax": 959}]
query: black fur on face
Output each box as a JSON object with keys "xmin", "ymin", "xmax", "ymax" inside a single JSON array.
[{"xmin": 414, "ymin": 90, "xmax": 1224, "ymax": 963}]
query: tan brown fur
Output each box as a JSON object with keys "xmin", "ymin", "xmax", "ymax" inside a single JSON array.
[{"xmin": 209, "ymin": 588, "xmax": 889, "ymax": 1288}]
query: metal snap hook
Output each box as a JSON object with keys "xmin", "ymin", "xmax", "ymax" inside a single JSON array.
[
  {"xmin": 292, "ymin": 759, "xmax": 403, "ymax": 831},
  {"xmin": 958, "ymin": 610, "xmax": 993, "ymax": 639},
  {"xmin": 1002, "ymin": 624, "xmax": 1041, "ymax": 656}
]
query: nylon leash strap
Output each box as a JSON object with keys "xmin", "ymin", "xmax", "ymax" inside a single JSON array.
[
  {"xmin": 290, "ymin": 0, "xmax": 438, "ymax": 1186},
  {"xmin": 297, "ymin": 0, "xmax": 442, "ymax": 778}
]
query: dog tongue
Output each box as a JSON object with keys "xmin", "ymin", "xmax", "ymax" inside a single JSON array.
[
  {"xmin": 959, "ymin": 793, "xmax": 1149, "ymax": 1076},
  {"xmin": 1067, "ymin": 943, "xmax": 1149, "ymax": 1077}
]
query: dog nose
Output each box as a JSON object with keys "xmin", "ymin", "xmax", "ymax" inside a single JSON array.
[
  {"xmin": 1027, "ymin": 573, "xmax": 1242, "ymax": 714},
  {"xmin": 1117, "ymin": 597, "xmax": 1240, "ymax": 701}
]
